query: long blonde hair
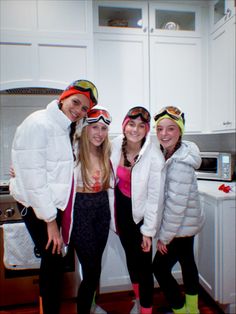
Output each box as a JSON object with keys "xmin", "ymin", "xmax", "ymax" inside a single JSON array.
[{"xmin": 76, "ymin": 126, "xmax": 111, "ymax": 191}]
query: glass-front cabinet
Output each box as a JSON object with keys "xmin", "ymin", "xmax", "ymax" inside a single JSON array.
[
  {"xmin": 149, "ymin": 2, "xmax": 201, "ymax": 36},
  {"xmin": 210, "ymin": 0, "xmax": 236, "ymax": 33},
  {"xmin": 94, "ymin": 1, "xmax": 201, "ymax": 37},
  {"xmin": 93, "ymin": 1, "xmax": 148, "ymax": 34}
]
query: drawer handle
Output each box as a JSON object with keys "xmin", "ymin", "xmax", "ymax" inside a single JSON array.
[{"xmin": 223, "ymin": 121, "xmax": 232, "ymax": 126}]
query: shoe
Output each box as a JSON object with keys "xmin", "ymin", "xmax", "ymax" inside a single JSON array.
[
  {"xmin": 130, "ymin": 299, "xmax": 141, "ymax": 314},
  {"xmin": 90, "ymin": 303, "xmax": 107, "ymax": 314}
]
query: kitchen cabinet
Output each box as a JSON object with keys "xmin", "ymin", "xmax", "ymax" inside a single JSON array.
[
  {"xmin": 149, "ymin": 35, "xmax": 202, "ymax": 133},
  {"xmin": 197, "ymin": 181, "xmax": 236, "ymax": 314},
  {"xmin": 93, "ymin": 0, "xmax": 148, "ymax": 35},
  {"xmin": 209, "ymin": 0, "xmax": 236, "ymax": 33},
  {"xmin": 93, "ymin": 1, "xmax": 204, "ymax": 134},
  {"xmin": 208, "ymin": 15, "xmax": 235, "ymax": 133},
  {"xmin": 100, "ymin": 230, "xmax": 185, "ymax": 293},
  {"xmin": 0, "ymin": 0, "xmax": 94, "ymax": 90}
]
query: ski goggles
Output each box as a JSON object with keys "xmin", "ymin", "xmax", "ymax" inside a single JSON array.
[
  {"xmin": 154, "ymin": 106, "xmax": 185, "ymax": 124},
  {"xmin": 86, "ymin": 108, "xmax": 112, "ymax": 125},
  {"xmin": 127, "ymin": 106, "xmax": 151, "ymax": 123},
  {"xmin": 65, "ymin": 80, "xmax": 98, "ymax": 105}
]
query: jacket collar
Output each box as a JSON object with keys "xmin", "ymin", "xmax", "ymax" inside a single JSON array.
[{"xmin": 46, "ymin": 100, "xmax": 71, "ymax": 131}]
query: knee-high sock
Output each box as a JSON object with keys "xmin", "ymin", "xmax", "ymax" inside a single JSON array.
[
  {"xmin": 132, "ymin": 283, "xmax": 139, "ymax": 300},
  {"xmin": 140, "ymin": 306, "xmax": 152, "ymax": 314}
]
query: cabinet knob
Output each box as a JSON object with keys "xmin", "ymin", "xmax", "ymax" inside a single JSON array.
[
  {"xmin": 143, "ymin": 27, "xmax": 147, "ymax": 33},
  {"xmin": 4, "ymin": 207, "xmax": 15, "ymax": 218},
  {"xmin": 150, "ymin": 28, "xmax": 154, "ymax": 33}
]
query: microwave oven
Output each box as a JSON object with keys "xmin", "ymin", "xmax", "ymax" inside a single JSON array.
[{"xmin": 196, "ymin": 152, "xmax": 235, "ymax": 181}]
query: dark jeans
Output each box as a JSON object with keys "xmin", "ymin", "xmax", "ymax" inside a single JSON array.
[
  {"xmin": 153, "ymin": 236, "xmax": 199, "ymax": 309},
  {"xmin": 70, "ymin": 191, "xmax": 110, "ymax": 314},
  {"xmin": 17, "ymin": 202, "xmax": 64, "ymax": 314},
  {"xmin": 115, "ymin": 186, "xmax": 154, "ymax": 308}
]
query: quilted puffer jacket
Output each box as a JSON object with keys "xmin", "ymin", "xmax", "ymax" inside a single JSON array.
[
  {"xmin": 10, "ymin": 100, "xmax": 74, "ymax": 222},
  {"xmin": 157, "ymin": 141, "xmax": 205, "ymax": 245}
]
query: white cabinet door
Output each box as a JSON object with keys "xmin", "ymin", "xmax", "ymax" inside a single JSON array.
[
  {"xmin": 94, "ymin": 33, "xmax": 149, "ymax": 135},
  {"xmin": 219, "ymin": 199, "xmax": 236, "ymax": 305},
  {"xmin": 93, "ymin": 0, "xmax": 148, "ymax": 35},
  {"xmin": 150, "ymin": 36, "xmax": 203, "ymax": 133},
  {"xmin": 94, "ymin": 1, "xmax": 203, "ymax": 134},
  {"xmin": 208, "ymin": 17, "xmax": 235, "ymax": 132},
  {"xmin": 198, "ymin": 196, "xmax": 217, "ymax": 299},
  {"xmin": 0, "ymin": 0, "xmax": 94, "ymax": 89},
  {"xmin": 198, "ymin": 194, "xmax": 236, "ymax": 312},
  {"xmin": 149, "ymin": 1, "xmax": 202, "ymax": 37}
]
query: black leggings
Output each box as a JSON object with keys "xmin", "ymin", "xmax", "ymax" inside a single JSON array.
[
  {"xmin": 153, "ymin": 236, "xmax": 199, "ymax": 309},
  {"xmin": 70, "ymin": 191, "xmax": 110, "ymax": 314},
  {"xmin": 17, "ymin": 202, "xmax": 64, "ymax": 314},
  {"xmin": 115, "ymin": 186, "xmax": 154, "ymax": 308}
]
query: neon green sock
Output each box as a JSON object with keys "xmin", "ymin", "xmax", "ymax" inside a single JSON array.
[
  {"xmin": 172, "ymin": 304, "xmax": 187, "ymax": 314},
  {"xmin": 185, "ymin": 294, "xmax": 199, "ymax": 314},
  {"xmin": 92, "ymin": 291, "xmax": 96, "ymax": 305}
]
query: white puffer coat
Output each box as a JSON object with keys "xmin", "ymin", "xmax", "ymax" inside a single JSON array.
[
  {"xmin": 108, "ymin": 134, "xmax": 166, "ymax": 237},
  {"xmin": 10, "ymin": 100, "xmax": 74, "ymax": 222},
  {"xmin": 157, "ymin": 141, "xmax": 205, "ymax": 245}
]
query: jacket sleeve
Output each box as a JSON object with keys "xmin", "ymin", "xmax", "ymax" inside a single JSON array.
[
  {"xmin": 158, "ymin": 161, "xmax": 195, "ymax": 244},
  {"xmin": 140, "ymin": 146, "xmax": 166, "ymax": 237},
  {"xmin": 10, "ymin": 118, "xmax": 58, "ymax": 222}
]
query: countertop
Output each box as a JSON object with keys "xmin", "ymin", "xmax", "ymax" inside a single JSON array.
[{"xmin": 197, "ymin": 180, "xmax": 236, "ymax": 200}]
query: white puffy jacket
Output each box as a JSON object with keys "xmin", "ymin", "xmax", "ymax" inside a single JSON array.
[
  {"xmin": 158, "ymin": 141, "xmax": 205, "ymax": 245},
  {"xmin": 108, "ymin": 134, "xmax": 166, "ymax": 237},
  {"xmin": 10, "ymin": 100, "xmax": 74, "ymax": 222}
]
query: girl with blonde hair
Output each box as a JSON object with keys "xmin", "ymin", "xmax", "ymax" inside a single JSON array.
[{"xmin": 71, "ymin": 105, "xmax": 112, "ymax": 314}]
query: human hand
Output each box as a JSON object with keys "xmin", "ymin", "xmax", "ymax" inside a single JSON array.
[
  {"xmin": 157, "ymin": 240, "xmax": 168, "ymax": 255},
  {"xmin": 46, "ymin": 220, "xmax": 63, "ymax": 254},
  {"xmin": 141, "ymin": 235, "xmax": 152, "ymax": 252}
]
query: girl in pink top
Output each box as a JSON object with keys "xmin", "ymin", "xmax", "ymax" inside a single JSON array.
[{"xmin": 109, "ymin": 107, "xmax": 165, "ymax": 314}]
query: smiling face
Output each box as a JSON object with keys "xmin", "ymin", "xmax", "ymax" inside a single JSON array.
[
  {"xmin": 87, "ymin": 122, "xmax": 109, "ymax": 148},
  {"xmin": 156, "ymin": 118, "xmax": 181, "ymax": 154},
  {"xmin": 60, "ymin": 94, "xmax": 90, "ymax": 122},
  {"xmin": 124, "ymin": 117, "xmax": 147, "ymax": 145}
]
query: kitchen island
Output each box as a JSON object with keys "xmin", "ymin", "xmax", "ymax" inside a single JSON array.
[{"xmin": 197, "ymin": 179, "xmax": 236, "ymax": 314}]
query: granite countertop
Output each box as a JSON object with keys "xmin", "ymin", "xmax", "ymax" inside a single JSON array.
[{"xmin": 197, "ymin": 180, "xmax": 236, "ymax": 200}]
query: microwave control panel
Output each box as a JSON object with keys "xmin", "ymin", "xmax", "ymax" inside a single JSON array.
[{"xmin": 222, "ymin": 155, "xmax": 230, "ymax": 178}]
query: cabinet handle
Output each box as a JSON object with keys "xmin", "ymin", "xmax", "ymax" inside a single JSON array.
[
  {"xmin": 143, "ymin": 27, "xmax": 147, "ymax": 33},
  {"xmin": 150, "ymin": 28, "xmax": 154, "ymax": 33},
  {"xmin": 226, "ymin": 8, "xmax": 232, "ymax": 18},
  {"xmin": 223, "ymin": 121, "xmax": 232, "ymax": 126},
  {"xmin": 224, "ymin": 8, "xmax": 232, "ymax": 21}
]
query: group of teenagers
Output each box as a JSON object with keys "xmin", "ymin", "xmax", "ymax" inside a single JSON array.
[{"xmin": 9, "ymin": 79, "xmax": 205, "ymax": 314}]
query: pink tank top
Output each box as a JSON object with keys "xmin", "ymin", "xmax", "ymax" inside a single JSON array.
[{"xmin": 117, "ymin": 165, "xmax": 131, "ymax": 198}]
